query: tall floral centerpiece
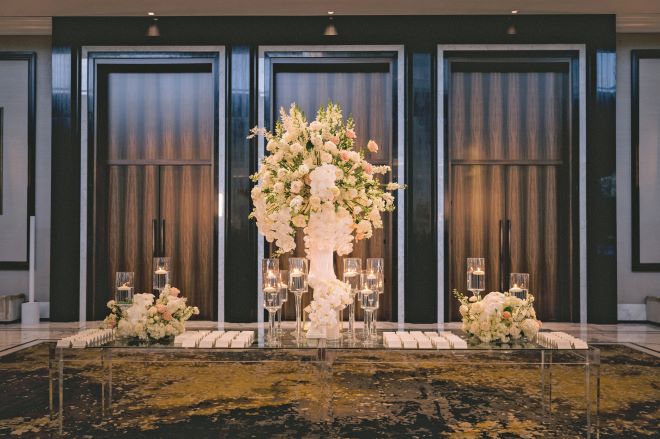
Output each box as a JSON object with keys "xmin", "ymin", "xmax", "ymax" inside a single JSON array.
[{"xmin": 248, "ymin": 103, "xmax": 402, "ymax": 338}]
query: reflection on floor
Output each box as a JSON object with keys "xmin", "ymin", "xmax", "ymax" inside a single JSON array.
[{"xmin": 0, "ymin": 322, "xmax": 658, "ymax": 437}]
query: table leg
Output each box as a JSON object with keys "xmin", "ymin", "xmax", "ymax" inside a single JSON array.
[
  {"xmin": 58, "ymin": 348, "xmax": 63, "ymax": 435},
  {"xmin": 48, "ymin": 344, "xmax": 55, "ymax": 420},
  {"xmin": 586, "ymin": 348, "xmax": 601, "ymax": 438},
  {"xmin": 541, "ymin": 350, "xmax": 553, "ymax": 425}
]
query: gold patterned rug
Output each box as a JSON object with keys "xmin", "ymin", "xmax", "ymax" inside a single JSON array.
[{"xmin": 0, "ymin": 344, "xmax": 657, "ymax": 438}]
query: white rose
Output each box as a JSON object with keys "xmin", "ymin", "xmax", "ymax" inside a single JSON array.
[
  {"xmin": 298, "ymin": 164, "xmax": 310, "ymax": 175},
  {"xmin": 309, "ymin": 196, "xmax": 321, "ymax": 209},
  {"xmin": 273, "ymin": 182, "xmax": 284, "ymax": 193},
  {"xmin": 266, "ymin": 139, "xmax": 278, "ymax": 152},
  {"xmin": 309, "ymin": 121, "xmax": 322, "ymax": 131},
  {"xmin": 292, "ymin": 214, "xmax": 307, "ymax": 228},
  {"xmin": 290, "ymin": 142, "xmax": 304, "ymax": 154},
  {"xmin": 320, "ymin": 151, "xmax": 333, "ymax": 164},
  {"xmin": 277, "ymin": 168, "xmax": 287, "ymax": 179}
]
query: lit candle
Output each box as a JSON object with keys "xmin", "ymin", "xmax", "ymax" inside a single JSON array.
[
  {"xmin": 472, "ymin": 269, "xmax": 484, "ymax": 275},
  {"xmin": 509, "ymin": 284, "xmax": 523, "ymax": 294},
  {"xmin": 344, "ymin": 270, "xmax": 357, "ymax": 278},
  {"xmin": 367, "ymin": 272, "xmax": 377, "ymax": 280},
  {"xmin": 263, "ymin": 286, "xmax": 277, "ymax": 293},
  {"xmin": 291, "ymin": 269, "xmax": 303, "ymax": 278},
  {"xmin": 155, "ymin": 268, "xmax": 168, "ymax": 275},
  {"xmin": 117, "ymin": 283, "xmax": 131, "ymax": 291}
]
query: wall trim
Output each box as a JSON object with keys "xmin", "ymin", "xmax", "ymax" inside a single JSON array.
[{"xmin": 436, "ymin": 44, "xmax": 587, "ymax": 324}]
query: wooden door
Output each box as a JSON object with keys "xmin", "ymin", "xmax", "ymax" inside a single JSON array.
[
  {"xmin": 270, "ymin": 59, "xmax": 395, "ymax": 321},
  {"xmin": 103, "ymin": 166, "xmax": 159, "ymax": 316},
  {"xmin": 447, "ymin": 58, "xmax": 575, "ymax": 322},
  {"xmin": 160, "ymin": 166, "xmax": 215, "ymax": 319},
  {"xmin": 449, "ymin": 165, "xmax": 506, "ymax": 321},
  {"xmin": 92, "ymin": 62, "xmax": 216, "ymax": 320}
]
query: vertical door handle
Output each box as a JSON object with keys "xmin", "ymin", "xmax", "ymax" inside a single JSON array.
[
  {"xmin": 152, "ymin": 219, "xmax": 159, "ymax": 257},
  {"xmin": 499, "ymin": 219, "xmax": 504, "ymax": 293},
  {"xmin": 160, "ymin": 219, "xmax": 166, "ymax": 256}
]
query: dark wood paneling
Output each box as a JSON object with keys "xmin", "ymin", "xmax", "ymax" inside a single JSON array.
[
  {"xmin": 101, "ymin": 165, "xmax": 158, "ymax": 318},
  {"xmin": 449, "ymin": 70, "xmax": 566, "ymax": 161},
  {"xmin": 271, "ymin": 61, "xmax": 395, "ymax": 321},
  {"xmin": 447, "ymin": 61, "xmax": 575, "ymax": 322},
  {"xmin": 161, "ymin": 166, "xmax": 215, "ymax": 319},
  {"xmin": 106, "ymin": 71, "xmax": 214, "ymax": 162},
  {"xmin": 507, "ymin": 165, "xmax": 569, "ymax": 321},
  {"xmin": 448, "ymin": 165, "xmax": 506, "ymax": 321}
]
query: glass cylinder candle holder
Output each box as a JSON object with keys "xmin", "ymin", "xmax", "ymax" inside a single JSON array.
[
  {"xmin": 343, "ymin": 258, "xmax": 362, "ymax": 335},
  {"xmin": 115, "ymin": 272, "xmax": 134, "ymax": 307},
  {"xmin": 153, "ymin": 257, "xmax": 171, "ymax": 293},
  {"xmin": 262, "ymin": 258, "xmax": 280, "ymax": 294},
  {"xmin": 277, "ymin": 270, "xmax": 288, "ymax": 334},
  {"xmin": 365, "ymin": 258, "xmax": 384, "ymax": 331},
  {"xmin": 467, "ymin": 257, "xmax": 485, "ymax": 299},
  {"xmin": 509, "ymin": 273, "xmax": 530, "ymax": 300},
  {"xmin": 288, "ymin": 258, "xmax": 308, "ymax": 339}
]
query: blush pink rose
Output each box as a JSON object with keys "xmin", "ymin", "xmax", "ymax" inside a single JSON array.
[
  {"xmin": 502, "ymin": 311, "xmax": 512, "ymax": 320},
  {"xmin": 367, "ymin": 140, "xmax": 379, "ymax": 153},
  {"xmin": 169, "ymin": 287, "xmax": 181, "ymax": 297},
  {"xmin": 346, "ymin": 129, "xmax": 356, "ymax": 139},
  {"xmin": 156, "ymin": 303, "xmax": 167, "ymax": 314},
  {"xmin": 163, "ymin": 311, "xmax": 173, "ymax": 321},
  {"xmin": 362, "ymin": 162, "xmax": 373, "ymax": 174},
  {"xmin": 339, "ymin": 150, "xmax": 350, "ymax": 161},
  {"xmin": 330, "ymin": 135, "xmax": 340, "ymax": 144}
]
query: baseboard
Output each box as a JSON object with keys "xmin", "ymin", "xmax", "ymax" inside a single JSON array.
[
  {"xmin": 617, "ymin": 304, "xmax": 647, "ymax": 321},
  {"xmin": 38, "ymin": 302, "xmax": 49, "ymax": 319}
]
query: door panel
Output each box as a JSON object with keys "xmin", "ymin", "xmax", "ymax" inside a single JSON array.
[
  {"xmin": 449, "ymin": 165, "xmax": 506, "ymax": 321},
  {"xmin": 106, "ymin": 71, "xmax": 214, "ymax": 161},
  {"xmin": 102, "ymin": 165, "xmax": 158, "ymax": 318},
  {"xmin": 449, "ymin": 70, "xmax": 567, "ymax": 161},
  {"xmin": 507, "ymin": 165, "xmax": 568, "ymax": 321},
  {"xmin": 447, "ymin": 57, "xmax": 575, "ymax": 322},
  {"xmin": 272, "ymin": 62, "xmax": 395, "ymax": 321},
  {"xmin": 160, "ymin": 166, "xmax": 215, "ymax": 320}
]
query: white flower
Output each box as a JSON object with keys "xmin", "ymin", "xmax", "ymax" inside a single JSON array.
[
  {"xmin": 386, "ymin": 182, "xmax": 400, "ymax": 191},
  {"xmin": 459, "ymin": 304, "xmax": 469, "ymax": 316},
  {"xmin": 266, "ymin": 139, "xmax": 278, "ymax": 152},
  {"xmin": 289, "ymin": 195, "xmax": 304, "ymax": 210},
  {"xmin": 273, "ymin": 182, "xmax": 284, "ymax": 193},
  {"xmin": 367, "ymin": 140, "xmax": 379, "ymax": 153},
  {"xmin": 320, "ymin": 151, "xmax": 333, "ymax": 164},
  {"xmin": 309, "ymin": 121, "xmax": 322, "ymax": 131},
  {"xmin": 290, "ymin": 142, "xmax": 304, "ymax": 154}
]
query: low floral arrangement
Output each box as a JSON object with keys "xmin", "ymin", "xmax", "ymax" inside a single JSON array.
[
  {"xmin": 453, "ymin": 290, "xmax": 541, "ymax": 343},
  {"xmin": 102, "ymin": 285, "xmax": 199, "ymax": 341},
  {"xmin": 247, "ymin": 102, "xmax": 402, "ymax": 256}
]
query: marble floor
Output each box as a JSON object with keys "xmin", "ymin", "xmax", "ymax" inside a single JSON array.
[{"xmin": 1, "ymin": 321, "xmax": 658, "ymax": 357}]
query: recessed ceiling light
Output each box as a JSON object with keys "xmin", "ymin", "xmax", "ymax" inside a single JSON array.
[
  {"xmin": 148, "ymin": 11, "xmax": 155, "ymax": 16},
  {"xmin": 511, "ymin": 10, "xmax": 519, "ymax": 14}
]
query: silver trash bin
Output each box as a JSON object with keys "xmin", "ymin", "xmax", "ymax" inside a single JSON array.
[{"xmin": 0, "ymin": 294, "xmax": 26, "ymax": 322}]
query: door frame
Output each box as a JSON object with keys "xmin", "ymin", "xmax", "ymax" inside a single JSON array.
[
  {"xmin": 257, "ymin": 45, "xmax": 405, "ymax": 326},
  {"xmin": 437, "ymin": 44, "xmax": 587, "ymax": 324},
  {"xmin": 79, "ymin": 46, "xmax": 226, "ymax": 323}
]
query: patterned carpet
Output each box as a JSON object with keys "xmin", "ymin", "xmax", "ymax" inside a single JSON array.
[{"xmin": 0, "ymin": 343, "xmax": 657, "ymax": 438}]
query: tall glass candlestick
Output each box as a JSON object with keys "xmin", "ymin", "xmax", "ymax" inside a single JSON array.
[
  {"xmin": 467, "ymin": 257, "xmax": 485, "ymax": 300},
  {"xmin": 509, "ymin": 273, "xmax": 530, "ymax": 300},
  {"xmin": 153, "ymin": 257, "xmax": 171, "ymax": 293},
  {"xmin": 366, "ymin": 258, "xmax": 384, "ymax": 331},
  {"xmin": 262, "ymin": 258, "xmax": 280, "ymax": 343},
  {"xmin": 277, "ymin": 270, "xmax": 288, "ymax": 334},
  {"xmin": 343, "ymin": 258, "xmax": 362, "ymax": 336},
  {"xmin": 288, "ymin": 258, "xmax": 308, "ymax": 340}
]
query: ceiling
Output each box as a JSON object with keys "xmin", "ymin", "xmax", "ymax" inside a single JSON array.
[{"xmin": 0, "ymin": 0, "xmax": 659, "ymax": 34}]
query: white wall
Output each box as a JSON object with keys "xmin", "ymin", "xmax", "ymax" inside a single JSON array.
[
  {"xmin": 616, "ymin": 33, "xmax": 660, "ymax": 320},
  {"xmin": 0, "ymin": 36, "xmax": 51, "ymax": 315}
]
